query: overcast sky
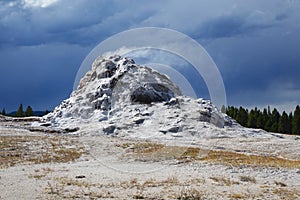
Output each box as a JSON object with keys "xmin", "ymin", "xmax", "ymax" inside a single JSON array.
[{"xmin": 0, "ymin": 0, "xmax": 300, "ymax": 113}]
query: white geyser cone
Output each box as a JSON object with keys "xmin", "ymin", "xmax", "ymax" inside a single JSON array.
[{"xmin": 43, "ymin": 55, "xmax": 235, "ymax": 137}]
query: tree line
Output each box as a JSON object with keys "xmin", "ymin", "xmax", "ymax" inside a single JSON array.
[
  {"xmin": 225, "ymin": 105, "xmax": 300, "ymax": 135},
  {"xmin": 1, "ymin": 104, "xmax": 50, "ymax": 117}
]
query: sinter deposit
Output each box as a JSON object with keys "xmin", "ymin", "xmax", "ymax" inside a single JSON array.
[{"xmin": 43, "ymin": 55, "xmax": 273, "ymax": 139}]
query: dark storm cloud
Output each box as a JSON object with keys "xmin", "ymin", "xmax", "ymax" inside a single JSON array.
[
  {"xmin": 0, "ymin": 0, "xmax": 157, "ymax": 46},
  {"xmin": 193, "ymin": 2, "xmax": 299, "ymax": 39},
  {"xmin": 0, "ymin": 43, "xmax": 90, "ymax": 111},
  {"xmin": 0, "ymin": 0, "xmax": 300, "ymax": 112},
  {"xmin": 195, "ymin": 14, "xmax": 272, "ymax": 39},
  {"xmin": 204, "ymin": 29, "xmax": 300, "ymax": 111}
]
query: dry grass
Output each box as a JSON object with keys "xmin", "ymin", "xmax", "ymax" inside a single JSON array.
[
  {"xmin": 46, "ymin": 177, "xmax": 115, "ymax": 199},
  {"xmin": 121, "ymin": 142, "xmax": 164, "ymax": 154},
  {"xmin": 239, "ymin": 176, "xmax": 256, "ymax": 184},
  {"xmin": 274, "ymin": 180, "xmax": 287, "ymax": 187},
  {"xmin": 119, "ymin": 176, "xmax": 179, "ymax": 190},
  {"xmin": 185, "ymin": 178, "xmax": 206, "ymax": 186},
  {"xmin": 210, "ymin": 176, "xmax": 239, "ymax": 186},
  {"xmin": 0, "ymin": 135, "xmax": 85, "ymax": 168},
  {"xmin": 46, "ymin": 175, "xmax": 195, "ymax": 199},
  {"xmin": 44, "ymin": 173, "xmax": 300, "ymax": 200},
  {"xmin": 201, "ymin": 150, "xmax": 300, "ymax": 169},
  {"xmin": 271, "ymin": 188, "xmax": 300, "ymax": 199},
  {"xmin": 143, "ymin": 178, "xmax": 160, "ymax": 187},
  {"xmin": 119, "ymin": 142, "xmax": 300, "ymax": 169},
  {"xmin": 57, "ymin": 176, "xmax": 95, "ymax": 188},
  {"xmin": 29, "ymin": 167, "xmax": 54, "ymax": 180},
  {"xmin": 177, "ymin": 188, "xmax": 206, "ymax": 200},
  {"xmin": 119, "ymin": 142, "xmax": 202, "ymax": 162},
  {"xmin": 228, "ymin": 193, "xmax": 246, "ymax": 199}
]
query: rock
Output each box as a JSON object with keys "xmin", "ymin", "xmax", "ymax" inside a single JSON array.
[
  {"xmin": 98, "ymin": 116, "xmax": 108, "ymax": 122},
  {"xmin": 164, "ymin": 98, "xmax": 179, "ymax": 106},
  {"xmin": 133, "ymin": 118, "xmax": 145, "ymax": 124},
  {"xmin": 64, "ymin": 127, "xmax": 80, "ymax": 133},
  {"xmin": 43, "ymin": 55, "xmax": 183, "ymax": 127},
  {"xmin": 28, "ymin": 126, "xmax": 79, "ymax": 134},
  {"xmin": 130, "ymin": 83, "xmax": 175, "ymax": 104},
  {"xmin": 42, "ymin": 54, "xmax": 235, "ymax": 136},
  {"xmin": 40, "ymin": 123, "xmax": 51, "ymax": 127},
  {"xmin": 75, "ymin": 175, "xmax": 86, "ymax": 179},
  {"xmin": 171, "ymin": 133, "xmax": 184, "ymax": 137},
  {"xmin": 168, "ymin": 126, "xmax": 181, "ymax": 133},
  {"xmin": 159, "ymin": 125, "xmax": 182, "ymax": 134},
  {"xmin": 103, "ymin": 125, "xmax": 116, "ymax": 134}
]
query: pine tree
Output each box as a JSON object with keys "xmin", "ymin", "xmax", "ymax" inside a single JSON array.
[
  {"xmin": 264, "ymin": 119, "xmax": 272, "ymax": 132},
  {"xmin": 278, "ymin": 111, "xmax": 291, "ymax": 134},
  {"xmin": 223, "ymin": 105, "xmax": 300, "ymax": 135},
  {"xmin": 267, "ymin": 106, "xmax": 271, "ymax": 116},
  {"xmin": 226, "ymin": 106, "xmax": 233, "ymax": 118},
  {"xmin": 15, "ymin": 104, "xmax": 24, "ymax": 117},
  {"xmin": 247, "ymin": 109, "xmax": 257, "ymax": 128},
  {"xmin": 262, "ymin": 108, "xmax": 268, "ymax": 124},
  {"xmin": 236, "ymin": 107, "xmax": 248, "ymax": 127},
  {"xmin": 1, "ymin": 108, "xmax": 6, "ymax": 116},
  {"xmin": 292, "ymin": 105, "xmax": 300, "ymax": 135},
  {"xmin": 270, "ymin": 108, "xmax": 280, "ymax": 132},
  {"xmin": 25, "ymin": 106, "xmax": 34, "ymax": 117},
  {"xmin": 226, "ymin": 106, "xmax": 239, "ymax": 119},
  {"xmin": 256, "ymin": 113, "xmax": 264, "ymax": 129},
  {"xmin": 257, "ymin": 108, "xmax": 267, "ymax": 130},
  {"xmin": 289, "ymin": 112, "xmax": 294, "ymax": 134}
]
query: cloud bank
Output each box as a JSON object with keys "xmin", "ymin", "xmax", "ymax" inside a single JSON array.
[{"xmin": 0, "ymin": 0, "xmax": 300, "ymax": 112}]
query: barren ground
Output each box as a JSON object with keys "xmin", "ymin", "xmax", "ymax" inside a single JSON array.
[{"xmin": 1, "ymin": 118, "xmax": 300, "ymax": 199}]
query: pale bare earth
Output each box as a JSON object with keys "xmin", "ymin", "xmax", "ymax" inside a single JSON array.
[{"xmin": 1, "ymin": 119, "xmax": 300, "ymax": 200}]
